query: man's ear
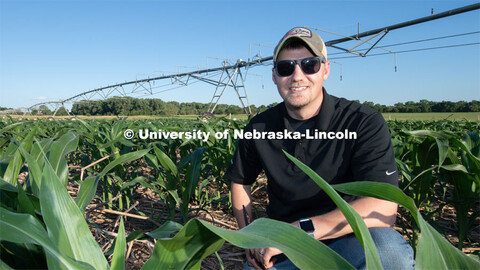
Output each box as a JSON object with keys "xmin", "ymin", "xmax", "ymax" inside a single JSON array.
[
  {"xmin": 272, "ymin": 68, "xmax": 277, "ymax": 85},
  {"xmin": 323, "ymin": 61, "xmax": 331, "ymax": 80}
]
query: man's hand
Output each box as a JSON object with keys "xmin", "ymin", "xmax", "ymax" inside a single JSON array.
[
  {"xmin": 246, "ymin": 247, "xmax": 283, "ymax": 269},
  {"xmin": 246, "ymin": 249, "xmax": 263, "ymax": 270}
]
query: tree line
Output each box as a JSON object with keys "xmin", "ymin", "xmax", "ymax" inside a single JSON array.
[
  {"xmin": 360, "ymin": 99, "xmax": 480, "ymax": 113},
  {"xmin": 70, "ymin": 97, "xmax": 479, "ymax": 116},
  {"xmin": 2, "ymin": 98, "xmax": 478, "ymax": 116},
  {"xmin": 70, "ymin": 97, "xmax": 277, "ymax": 116}
]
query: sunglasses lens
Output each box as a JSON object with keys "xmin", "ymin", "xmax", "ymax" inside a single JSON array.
[
  {"xmin": 301, "ymin": 58, "xmax": 321, "ymax": 74},
  {"xmin": 276, "ymin": 60, "xmax": 295, "ymax": 77},
  {"xmin": 275, "ymin": 57, "xmax": 323, "ymax": 77}
]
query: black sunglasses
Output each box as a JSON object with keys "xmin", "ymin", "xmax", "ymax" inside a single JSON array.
[{"xmin": 274, "ymin": 56, "xmax": 325, "ymax": 77}]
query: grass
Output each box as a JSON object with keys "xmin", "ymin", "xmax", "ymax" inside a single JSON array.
[
  {"xmin": 381, "ymin": 112, "xmax": 479, "ymax": 122},
  {"xmin": 4, "ymin": 112, "xmax": 479, "ymax": 122}
]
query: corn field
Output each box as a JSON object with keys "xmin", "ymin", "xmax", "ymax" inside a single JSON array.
[{"xmin": 0, "ymin": 116, "xmax": 478, "ymax": 269}]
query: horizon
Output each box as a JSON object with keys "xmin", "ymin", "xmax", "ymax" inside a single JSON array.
[{"xmin": 2, "ymin": 96, "xmax": 480, "ymax": 112}]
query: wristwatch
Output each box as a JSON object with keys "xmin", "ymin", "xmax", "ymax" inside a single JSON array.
[{"xmin": 299, "ymin": 218, "xmax": 315, "ymax": 237}]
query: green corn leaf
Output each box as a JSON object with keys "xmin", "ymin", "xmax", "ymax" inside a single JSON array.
[
  {"xmin": 0, "ymin": 178, "xmax": 17, "ymax": 192},
  {"xmin": 396, "ymin": 158, "xmax": 414, "ymax": 184},
  {"xmin": 76, "ymin": 149, "xmax": 150, "ymax": 212},
  {"xmin": 144, "ymin": 153, "xmax": 159, "ymax": 171},
  {"xmin": 125, "ymin": 231, "xmax": 148, "ymax": 242},
  {"xmin": 120, "ymin": 176, "xmax": 163, "ymax": 195},
  {"xmin": 124, "ymin": 221, "xmax": 184, "ymax": 243},
  {"xmin": 0, "ymin": 241, "xmax": 47, "ymax": 269},
  {"xmin": 111, "ymin": 218, "xmax": 126, "ymax": 270},
  {"xmin": 446, "ymin": 148, "xmax": 462, "ymax": 165},
  {"xmin": 332, "ymin": 181, "xmax": 480, "ymax": 269},
  {"xmin": 435, "ymin": 138, "xmax": 449, "ymax": 168},
  {"xmin": 332, "ymin": 182, "xmax": 419, "ymax": 222},
  {"xmin": 403, "ymin": 130, "xmax": 453, "ymax": 140},
  {"xmin": 153, "ymin": 146, "xmax": 178, "ymax": 177},
  {"xmin": 401, "ymin": 166, "xmax": 437, "ymax": 191},
  {"xmin": 142, "ymin": 219, "xmax": 225, "ymax": 270},
  {"xmin": 74, "ymin": 117, "xmax": 96, "ymax": 135},
  {"xmin": 75, "ymin": 175, "xmax": 101, "ymax": 211},
  {"xmin": 146, "ymin": 220, "xmax": 183, "ymax": 239},
  {"xmin": 283, "ymin": 150, "xmax": 383, "ymax": 270},
  {"xmin": 0, "ymin": 208, "xmax": 49, "ymax": 245},
  {"xmin": 0, "ymin": 180, "xmax": 17, "ymax": 211},
  {"xmin": 3, "ymin": 126, "xmax": 37, "ymax": 186},
  {"xmin": 200, "ymin": 218, "xmax": 354, "ymax": 270},
  {"xmin": 0, "ymin": 121, "xmax": 24, "ymax": 135},
  {"xmin": 48, "ymin": 132, "xmax": 79, "ymax": 187},
  {"xmin": 0, "ymin": 207, "xmax": 93, "ymax": 270},
  {"xmin": 1, "ymin": 141, "xmax": 20, "ymax": 162},
  {"xmin": 440, "ymin": 164, "xmax": 469, "ymax": 174},
  {"xmin": 452, "ymin": 134, "xmax": 480, "ymax": 173},
  {"xmin": 462, "ymin": 131, "xmax": 480, "ymax": 156},
  {"xmin": 183, "ymin": 147, "xmax": 205, "ymax": 207},
  {"xmin": 30, "ymin": 137, "xmax": 54, "ymax": 163},
  {"xmin": 153, "ymin": 146, "xmax": 182, "ymax": 208},
  {"xmin": 22, "ymin": 146, "xmax": 44, "ymax": 197},
  {"xmin": 143, "ymin": 217, "xmax": 354, "ymax": 270},
  {"xmin": 16, "ymin": 181, "xmax": 36, "ymax": 217},
  {"xmin": 166, "ymin": 189, "xmax": 182, "ymax": 209},
  {"xmin": 0, "ymin": 258, "xmax": 15, "ymax": 270},
  {"xmin": 100, "ymin": 149, "xmax": 150, "ymax": 177},
  {"xmin": 416, "ymin": 220, "xmax": 478, "ymax": 269},
  {"xmin": 200, "ymin": 122, "xmax": 216, "ymax": 147},
  {"xmin": 40, "ymin": 162, "xmax": 109, "ymax": 270}
]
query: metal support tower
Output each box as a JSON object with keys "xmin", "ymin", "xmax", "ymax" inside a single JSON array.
[{"xmin": 207, "ymin": 60, "xmax": 252, "ymax": 115}]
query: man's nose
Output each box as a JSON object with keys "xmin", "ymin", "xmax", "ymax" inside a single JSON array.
[{"xmin": 291, "ymin": 63, "xmax": 305, "ymax": 81}]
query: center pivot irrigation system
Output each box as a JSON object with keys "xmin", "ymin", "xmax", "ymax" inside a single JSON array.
[{"xmin": 17, "ymin": 3, "xmax": 480, "ymax": 117}]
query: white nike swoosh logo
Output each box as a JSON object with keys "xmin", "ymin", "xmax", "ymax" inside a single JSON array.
[{"xmin": 386, "ymin": 170, "xmax": 397, "ymax": 176}]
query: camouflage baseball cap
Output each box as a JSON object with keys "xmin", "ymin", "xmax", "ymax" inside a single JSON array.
[{"xmin": 273, "ymin": 27, "xmax": 328, "ymax": 62}]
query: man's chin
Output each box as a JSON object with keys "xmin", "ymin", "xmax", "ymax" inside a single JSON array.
[{"xmin": 285, "ymin": 98, "xmax": 309, "ymax": 109}]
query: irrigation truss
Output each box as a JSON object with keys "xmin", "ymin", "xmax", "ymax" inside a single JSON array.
[{"xmin": 16, "ymin": 3, "xmax": 480, "ymax": 117}]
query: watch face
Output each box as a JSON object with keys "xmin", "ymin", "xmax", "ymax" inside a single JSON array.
[{"xmin": 300, "ymin": 219, "xmax": 314, "ymax": 232}]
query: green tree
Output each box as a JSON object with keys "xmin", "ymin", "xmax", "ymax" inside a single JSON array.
[
  {"xmin": 38, "ymin": 105, "xmax": 52, "ymax": 115},
  {"xmin": 163, "ymin": 101, "xmax": 180, "ymax": 116}
]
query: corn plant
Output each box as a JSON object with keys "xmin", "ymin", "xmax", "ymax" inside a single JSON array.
[
  {"xmin": 0, "ymin": 132, "xmax": 337, "ymax": 269},
  {"xmin": 75, "ymin": 118, "xmax": 141, "ymax": 210},
  {"xmin": 1, "ymin": 117, "xmax": 478, "ymax": 269},
  {"xmin": 139, "ymin": 150, "xmax": 479, "ymax": 269},
  {"xmin": 148, "ymin": 145, "xmax": 205, "ymax": 223},
  {"xmin": 0, "ymin": 126, "xmax": 150, "ymax": 268},
  {"xmin": 439, "ymin": 131, "xmax": 480, "ymax": 249},
  {"xmin": 391, "ymin": 123, "xmax": 479, "ymax": 250}
]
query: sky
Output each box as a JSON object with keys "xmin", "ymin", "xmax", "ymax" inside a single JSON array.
[{"xmin": 1, "ymin": 0, "xmax": 479, "ymax": 111}]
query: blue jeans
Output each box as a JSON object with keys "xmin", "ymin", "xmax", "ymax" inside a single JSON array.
[{"xmin": 243, "ymin": 227, "xmax": 414, "ymax": 270}]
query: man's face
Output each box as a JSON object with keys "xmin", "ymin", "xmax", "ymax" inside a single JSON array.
[{"xmin": 272, "ymin": 46, "xmax": 330, "ymax": 116}]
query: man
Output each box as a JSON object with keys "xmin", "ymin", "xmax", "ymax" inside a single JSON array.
[{"xmin": 226, "ymin": 27, "xmax": 414, "ymax": 270}]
